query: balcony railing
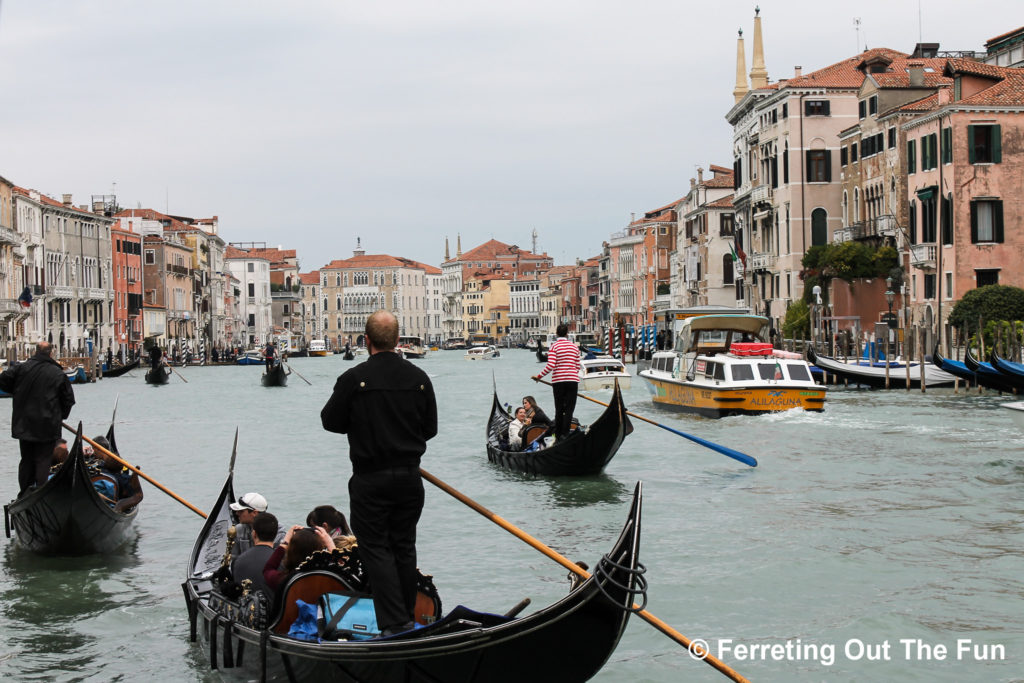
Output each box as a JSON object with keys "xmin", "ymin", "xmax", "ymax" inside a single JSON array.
[
  {"xmin": 750, "ymin": 184, "xmax": 772, "ymax": 205},
  {"xmin": 840, "ymin": 214, "xmax": 901, "ymax": 243},
  {"xmin": 751, "ymin": 252, "xmax": 776, "ymax": 271},
  {"xmin": 910, "ymin": 243, "xmax": 937, "ymax": 269},
  {"xmin": 736, "ymin": 299, "xmax": 747, "ymax": 309},
  {"xmin": 0, "ymin": 225, "xmax": 20, "ymax": 245},
  {"xmin": 49, "ymin": 285, "xmax": 74, "ymax": 300},
  {"xmin": 0, "ymin": 299, "xmax": 22, "ymax": 315}
]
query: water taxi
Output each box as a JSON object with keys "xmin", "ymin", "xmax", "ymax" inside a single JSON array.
[
  {"xmin": 398, "ymin": 335, "xmax": 428, "ymax": 359},
  {"xmin": 639, "ymin": 314, "xmax": 825, "ymax": 417},
  {"xmin": 308, "ymin": 340, "xmax": 330, "ymax": 357},
  {"xmin": 465, "ymin": 345, "xmax": 500, "ymax": 360},
  {"xmin": 579, "ymin": 355, "xmax": 631, "ymax": 391}
]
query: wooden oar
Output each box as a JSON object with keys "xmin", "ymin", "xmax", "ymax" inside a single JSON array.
[
  {"xmin": 164, "ymin": 359, "xmax": 189, "ymax": 383},
  {"xmin": 62, "ymin": 421, "xmax": 207, "ymax": 518},
  {"xmin": 419, "ymin": 468, "xmax": 750, "ymax": 683},
  {"xmin": 533, "ymin": 377, "xmax": 757, "ymax": 467},
  {"xmin": 285, "ymin": 362, "xmax": 312, "ymax": 385}
]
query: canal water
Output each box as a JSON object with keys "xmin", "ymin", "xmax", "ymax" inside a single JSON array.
[{"xmin": 0, "ymin": 350, "xmax": 1021, "ymax": 682}]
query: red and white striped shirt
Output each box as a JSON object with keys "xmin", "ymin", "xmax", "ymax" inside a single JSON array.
[{"xmin": 537, "ymin": 338, "xmax": 581, "ymax": 383}]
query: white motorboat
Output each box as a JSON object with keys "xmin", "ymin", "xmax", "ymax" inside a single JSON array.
[
  {"xmin": 1001, "ymin": 401, "xmax": 1024, "ymax": 428},
  {"xmin": 579, "ymin": 355, "xmax": 631, "ymax": 391},
  {"xmin": 465, "ymin": 345, "xmax": 500, "ymax": 360}
]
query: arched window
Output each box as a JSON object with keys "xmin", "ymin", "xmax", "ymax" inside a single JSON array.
[
  {"xmin": 909, "ymin": 201, "xmax": 917, "ymax": 245},
  {"xmin": 853, "ymin": 188, "xmax": 861, "ymax": 222},
  {"xmin": 722, "ymin": 254, "xmax": 734, "ymax": 285},
  {"xmin": 322, "ymin": 297, "xmax": 327, "ymax": 311},
  {"xmin": 336, "ymin": 275, "xmax": 341, "ymax": 287},
  {"xmin": 811, "ymin": 208, "xmax": 828, "ymax": 246},
  {"xmin": 336, "ymin": 296, "xmax": 341, "ymax": 311},
  {"xmin": 842, "ymin": 190, "xmax": 849, "ymax": 226}
]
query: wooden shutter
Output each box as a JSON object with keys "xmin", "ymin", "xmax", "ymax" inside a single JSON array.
[
  {"xmin": 967, "ymin": 125, "xmax": 976, "ymax": 164},
  {"xmin": 970, "ymin": 201, "xmax": 978, "ymax": 243},
  {"xmin": 907, "ymin": 140, "xmax": 916, "ymax": 173},
  {"xmin": 992, "ymin": 125, "xmax": 1002, "ymax": 163},
  {"xmin": 824, "ymin": 150, "xmax": 832, "ymax": 182},
  {"xmin": 994, "ymin": 201, "xmax": 1004, "ymax": 242}
]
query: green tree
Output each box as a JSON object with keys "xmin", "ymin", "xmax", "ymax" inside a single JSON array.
[
  {"xmin": 783, "ymin": 299, "xmax": 810, "ymax": 340},
  {"xmin": 948, "ymin": 285, "xmax": 1024, "ymax": 337}
]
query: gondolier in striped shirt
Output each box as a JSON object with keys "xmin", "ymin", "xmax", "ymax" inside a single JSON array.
[{"xmin": 533, "ymin": 324, "xmax": 581, "ymax": 441}]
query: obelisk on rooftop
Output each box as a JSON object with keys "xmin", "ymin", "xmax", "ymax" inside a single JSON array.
[
  {"xmin": 733, "ymin": 28, "xmax": 748, "ymax": 103},
  {"xmin": 750, "ymin": 6, "xmax": 768, "ymax": 89}
]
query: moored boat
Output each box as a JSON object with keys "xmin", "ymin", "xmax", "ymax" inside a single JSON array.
[
  {"xmin": 486, "ymin": 383, "xmax": 632, "ymax": 475},
  {"xmin": 182, "ymin": 459, "xmax": 645, "ymax": 682},
  {"xmin": 932, "ymin": 345, "xmax": 978, "ymax": 387},
  {"xmin": 397, "ymin": 336, "xmax": 427, "ymax": 359},
  {"xmin": 641, "ymin": 314, "xmax": 825, "ymax": 416},
  {"xmin": 579, "ymin": 355, "xmax": 632, "ymax": 392},
  {"xmin": 308, "ymin": 340, "xmax": 331, "ymax": 357},
  {"xmin": 101, "ymin": 359, "xmax": 140, "ymax": 378},
  {"xmin": 236, "ymin": 350, "xmax": 265, "ymax": 366},
  {"xmin": 261, "ymin": 362, "xmax": 289, "ymax": 387},
  {"xmin": 5, "ymin": 421, "xmax": 137, "ymax": 555},
  {"xmin": 809, "ymin": 347, "xmax": 955, "ymax": 390},
  {"xmin": 1001, "ymin": 400, "xmax": 1024, "ymax": 428},
  {"xmin": 964, "ymin": 347, "xmax": 1023, "ymax": 393}
]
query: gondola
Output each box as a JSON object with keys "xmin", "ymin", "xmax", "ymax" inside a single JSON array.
[
  {"xmin": 536, "ymin": 345, "xmax": 547, "ymax": 363},
  {"xmin": 964, "ymin": 347, "xmax": 1022, "ymax": 393},
  {"xmin": 261, "ymin": 362, "xmax": 289, "ymax": 387},
  {"xmin": 182, "ymin": 459, "xmax": 645, "ymax": 682},
  {"xmin": 102, "ymin": 359, "xmax": 140, "ymax": 378},
  {"xmin": 342, "ymin": 349, "xmax": 355, "ymax": 360},
  {"xmin": 486, "ymin": 383, "xmax": 632, "ymax": 475},
  {"xmin": 4, "ymin": 418, "xmax": 137, "ymax": 555},
  {"xmin": 931, "ymin": 345, "xmax": 977, "ymax": 387},
  {"xmin": 807, "ymin": 347, "xmax": 955, "ymax": 389},
  {"xmin": 989, "ymin": 351, "xmax": 1024, "ymax": 382},
  {"xmin": 145, "ymin": 365, "xmax": 171, "ymax": 385}
]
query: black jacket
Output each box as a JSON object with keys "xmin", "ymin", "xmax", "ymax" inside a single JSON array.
[
  {"xmin": 321, "ymin": 351, "xmax": 437, "ymax": 474},
  {"xmin": 0, "ymin": 353, "xmax": 75, "ymax": 441}
]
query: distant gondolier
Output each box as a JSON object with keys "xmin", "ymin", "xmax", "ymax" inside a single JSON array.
[
  {"xmin": 533, "ymin": 324, "xmax": 581, "ymax": 440},
  {"xmin": 149, "ymin": 345, "xmax": 163, "ymax": 371},
  {"xmin": 0, "ymin": 341, "xmax": 76, "ymax": 495},
  {"xmin": 264, "ymin": 341, "xmax": 276, "ymax": 372}
]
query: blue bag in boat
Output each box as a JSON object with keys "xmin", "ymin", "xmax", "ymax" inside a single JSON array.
[
  {"xmin": 287, "ymin": 599, "xmax": 320, "ymax": 641},
  {"xmin": 317, "ymin": 592, "xmax": 380, "ymax": 641}
]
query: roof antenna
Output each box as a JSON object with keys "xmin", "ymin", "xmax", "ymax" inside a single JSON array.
[{"xmin": 853, "ymin": 17, "xmax": 861, "ymax": 53}]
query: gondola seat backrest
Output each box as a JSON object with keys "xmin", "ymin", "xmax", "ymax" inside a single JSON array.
[
  {"xmin": 271, "ymin": 570, "xmax": 351, "ymax": 634},
  {"xmin": 523, "ymin": 424, "xmax": 547, "ymax": 447},
  {"xmin": 91, "ymin": 473, "xmax": 119, "ymax": 502}
]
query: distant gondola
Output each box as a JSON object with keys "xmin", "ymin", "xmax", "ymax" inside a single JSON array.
[
  {"xmin": 536, "ymin": 345, "xmax": 547, "ymax": 363},
  {"xmin": 145, "ymin": 365, "xmax": 172, "ymax": 385},
  {"xmin": 4, "ymin": 420, "xmax": 137, "ymax": 555},
  {"xmin": 964, "ymin": 347, "xmax": 1022, "ymax": 393},
  {"xmin": 342, "ymin": 349, "xmax": 355, "ymax": 360},
  {"xmin": 808, "ymin": 347, "xmax": 955, "ymax": 389},
  {"xmin": 261, "ymin": 362, "xmax": 289, "ymax": 387},
  {"xmin": 486, "ymin": 383, "xmax": 632, "ymax": 476},
  {"xmin": 182, "ymin": 462, "xmax": 644, "ymax": 682},
  {"xmin": 102, "ymin": 359, "xmax": 140, "ymax": 378},
  {"xmin": 989, "ymin": 351, "xmax": 1024, "ymax": 382}
]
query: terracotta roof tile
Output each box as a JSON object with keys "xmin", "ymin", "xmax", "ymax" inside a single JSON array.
[
  {"xmin": 299, "ymin": 271, "xmax": 320, "ymax": 285},
  {"xmin": 894, "ymin": 92, "xmax": 941, "ymax": 113},
  {"xmin": 781, "ymin": 48, "xmax": 907, "ymax": 89},
  {"xmin": 985, "ymin": 25, "xmax": 1024, "ymax": 47},
  {"xmin": 705, "ymin": 194, "xmax": 735, "ymax": 209},
  {"xmin": 944, "ymin": 58, "xmax": 1007, "ymax": 80},
  {"xmin": 225, "ymin": 245, "xmax": 268, "ymax": 260}
]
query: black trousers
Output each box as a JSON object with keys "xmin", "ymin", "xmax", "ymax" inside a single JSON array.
[
  {"xmin": 552, "ymin": 381, "xmax": 579, "ymax": 439},
  {"xmin": 349, "ymin": 467, "xmax": 424, "ymax": 631},
  {"xmin": 19, "ymin": 440, "xmax": 55, "ymax": 495}
]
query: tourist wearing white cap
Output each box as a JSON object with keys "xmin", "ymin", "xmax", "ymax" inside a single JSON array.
[{"xmin": 230, "ymin": 491, "xmax": 285, "ymax": 556}]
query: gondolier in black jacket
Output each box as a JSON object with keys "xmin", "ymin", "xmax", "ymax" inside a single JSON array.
[
  {"xmin": 321, "ymin": 309, "xmax": 437, "ymax": 637},
  {"xmin": 0, "ymin": 342, "xmax": 75, "ymax": 495}
]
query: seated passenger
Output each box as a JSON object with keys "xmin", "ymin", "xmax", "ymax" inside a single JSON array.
[
  {"xmin": 232, "ymin": 511, "xmax": 278, "ymax": 598},
  {"xmin": 306, "ymin": 505, "xmax": 357, "ymax": 551},
  {"xmin": 522, "ymin": 396, "xmax": 552, "ymax": 427},
  {"xmin": 263, "ymin": 525, "xmax": 334, "ymax": 593},
  {"xmin": 49, "ymin": 439, "xmax": 68, "ymax": 475},
  {"xmin": 92, "ymin": 435, "xmax": 144, "ymax": 513},
  {"xmin": 230, "ymin": 492, "xmax": 286, "ymax": 557},
  {"xmin": 508, "ymin": 407, "xmax": 532, "ymax": 450}
]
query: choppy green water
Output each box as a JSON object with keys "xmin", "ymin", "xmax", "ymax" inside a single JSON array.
[{"xmin": 0, "ymin": 351, "xmax": 1021, "ymax": 682}]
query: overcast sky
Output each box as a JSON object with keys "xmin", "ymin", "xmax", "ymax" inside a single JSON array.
[{"xmin": 0, "ymin": 1, "xmax": 1014, "ymax": 270}]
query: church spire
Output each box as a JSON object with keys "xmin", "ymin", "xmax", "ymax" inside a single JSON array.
[
  {"xmin": 733, "ymin": 28, "xmax": 749, "ymax": 104},
  {"xmin": 750, "ymin": 6, "xmax": 768, "ymax": 89},
  {"xmin": 456, "ymin": 233, "xmax": 462, "ymax": 258},
  {"xmin": 445, "ymin": 237, "xmax": 450, "ymax": 261}
]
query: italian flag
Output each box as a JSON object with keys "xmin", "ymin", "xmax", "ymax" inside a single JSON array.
[{"xmin": 729, "ymin": 242, "xmax": 739, "ymax": 262}]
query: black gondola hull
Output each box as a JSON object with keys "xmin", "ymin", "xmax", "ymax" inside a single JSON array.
[
  {"xmin": 485, "ymin": 384, "xmax": 632, "ymax": 476},
  {"xmin": 261, "ymin": 364, "xmax": 289, "ymax": 387},
  {"xmin": 145, "ymin": 366, "xmax": 171, "ymax": 384},
  {"xmin": 965, "ymin": 348, "xmax": 1022, "ymax": 393},
  {"xmin": 183, "ymin": 467, "xmax": 642, "ymax": 682},
  {"xmin": 102, "ymin": 359, "xmax": 140, "ymax": 378},
  {"xmin": 6, "ymin": 434, "xmax": 136, "ymax": 555}
]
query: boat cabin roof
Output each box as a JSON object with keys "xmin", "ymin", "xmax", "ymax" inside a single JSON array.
[
  {"xmin": 674, "ymin": 314, "xmax": 770, "ymax": 354},
  {"xmin": 685, "ymin": 314, "xmax": 768, "ymax": 335}
]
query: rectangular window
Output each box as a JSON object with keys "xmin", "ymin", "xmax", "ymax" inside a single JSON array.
[
  {"xmin": 888, "ymin": 127, "xmax": 896, "ymax": 149},
  {"xmin": 924, "ymin": 274, "xmax": 936, "ymax": 300},
  {"xmin": 720, "ymin": 213, "xmax": 734, "ymax": 236},
  {"xmin": 851, "ymin": 143, "xmax": 858, "ymax": 163},
  {"xmin": 976, "ymin": 269, "xmax": 999, "ymax": 288},
  {"xmin": 942, "ymin": 127, "xmax": 952, "ymax": 164},
  {"xmin": 248, "ymin": 282, "xmax": 255, "ymax": 297},
  {"xmin": 869, "ymin": 95, "xmax": 878, "ymax": 115},
  {"xmin": 804, "ymin": 100, "xmax": 830, "ymax": 117},
  {"xmin": 923, "ymin": 133, "xmax": 938, "ymax": 170},
  {"xmin": 970, "ymin": 199, "xmax": 1004, "ymax": 243},
  {"xmin": 968, "ymin": 124, "xmax": 1001, "ymax": 164},
  {"xmin": 941, "ymin": 194, "xmax": 953, "ymax": 245},
  {"xmin": 247, "ymin": 262, "xmax": 254, "ymax": 272},
  {"xmin": 907, "ymin": 139, "xmax": 916, "ymax": 174},
  {"xmin": 806, "ymin": 150, "xmax": 831, "ymax": 182},
  {"xmin": 858, "ymin": 100, "xmax": 867, "ymax": 119},
  {"xmin": 144, "ymin": 249, "xmax": 155, "ymax": 265},
  {"xmin": 781, "ymin": 103, "xmax": 788, "ymax": 118},
  {"xmin": 840, "ymin": 147, "xmax": 848, "ymax": 166},
  {"xmin": 945, "ymin": 272, "xmax": 953, "ymax": 299}
]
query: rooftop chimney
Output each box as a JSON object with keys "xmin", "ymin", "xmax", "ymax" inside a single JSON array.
[
  {"xmin": 62, "ymin": 193, "xmax": 73, "ymax": 207},
  {"xmin": 697, "ymin": 167, "xmax": 704, "ymax": 185},
  {"xmin": 794, "ymin": 65, "xmax": 802, "ymax": 78},
  {"xmin": 908, "ymin": 60, "xmax": 925, "ymax": 87}
]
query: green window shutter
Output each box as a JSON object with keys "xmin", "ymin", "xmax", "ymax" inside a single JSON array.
[
  {"xmin": 994, "ymin": 201, "xmax": 1004, "ymax": 242},
  {"xmin": 968, "ymin": 125, "xmax": 976, "ymax": 164},
  {"xmin": 942, "ymin": 128, "xmax": 952, "ymax": 163},
  {"xmin": 824, "ymin": 150, "xmax": 832, "ymax": 182},
  {"xmin": 970, "ymin": 201, "xmax": 978, "ymax": 243},
  {"xmin": 907, "ymin": 140, "xmax": 916, "ymax": 173},
  {"xmin": 992, "ymin": 125, "xmax": 1002, "ymax": 163}
]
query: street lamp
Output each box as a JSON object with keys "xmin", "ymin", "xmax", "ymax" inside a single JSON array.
[{"xmin": 884, "ymin": 277, "xmax": 894, "ymax": 317}]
